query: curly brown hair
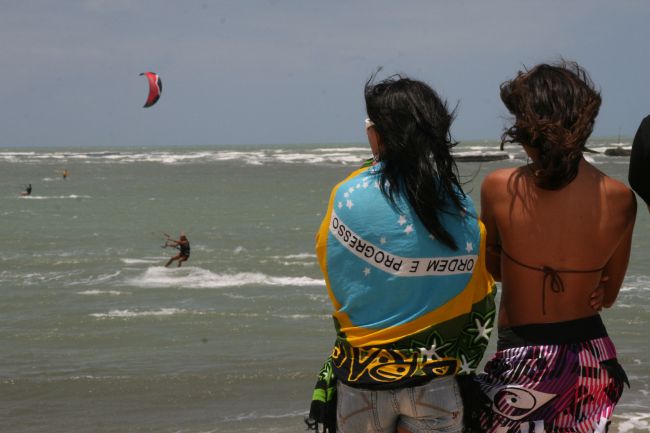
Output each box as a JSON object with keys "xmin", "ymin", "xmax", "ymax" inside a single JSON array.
[{"xmin": 500, "ymin": 61, "xmax": 601, "ymax": 189}]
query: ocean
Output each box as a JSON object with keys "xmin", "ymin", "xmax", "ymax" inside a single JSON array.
[{"xmin": 1, "ymin": 140, "xmax": 648, "ymax": 433}]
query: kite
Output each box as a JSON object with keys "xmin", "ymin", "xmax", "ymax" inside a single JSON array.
[{"xmin": 140, "ymin": 72, "xmax": 162, "ymax": 108}]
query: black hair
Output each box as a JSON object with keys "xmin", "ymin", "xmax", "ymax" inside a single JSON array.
[
  {"xmin": 500, "ymin": 61, "xmax": 601, "ymax": 189},
  {"xmin": 365, "ymin": 73, "xmax": 464, "ymax": 250}
]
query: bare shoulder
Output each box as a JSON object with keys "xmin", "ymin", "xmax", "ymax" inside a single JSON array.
[
  {"xmin": 481, "ymin": 167, "xmax": 518, "ymax": 197},
  {"xmin": 600, "ymin": 174, "xmax": 637, "ymax": 219},
  {"xmin": 481, "ymin": 167, "xmax": 516, "ymax": 187}
]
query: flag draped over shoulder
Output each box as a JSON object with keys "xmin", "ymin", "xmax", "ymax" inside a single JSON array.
[
  {"xmin": 307, "ymin": 163, "xmax": 496, "ymax": 431},
  {"xmin": 316, "ymin": 163, "xmax": 496, "ymax": 387}
]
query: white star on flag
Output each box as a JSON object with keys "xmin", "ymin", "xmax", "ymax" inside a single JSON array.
[
  {"xmin": 458, "ymin": 355, "xmax": 474, "ymax": 374},
  {"xmin": 338, "ymin": 202, "xmax": 343, "ymax": 209},
  {"xmin": 346, "ymin": 200, "xmax": 354, "ymax": 209},
  {"xmin": 363, "ymin": 182, "xmax": 369, "ymax": 188},
  {"xmin": 404, "ymin": 224, "xmax": 414, "ymax": 235},
  {"xmin": 397, "ymin": 215, "xmax": 407, "ymax": 226},
  {"xmin": 348, "ymin": 187, "xmax": 355, "ymax": 193},
  {"xmin": 363, "ymin": 267, "xmax": 371, "ymax": 277},
  {"xmin": 344, "ymin": 192, "xmax": 350, "ymax": 198},
  {"xmin": 473, "ymin": 317, "xmax": 493, "ymax": 343},
  {"xmin": 465, "ymin": 242, "xmax": 473, "ymax": 253},
  {"xmin": 419, "ymin": 341, "xmax": 442, "ymax": 360},
  {"xmin": 356, "ymin": 183, "xmax": 361, "ymax": 189},
  {"xmin": 379, "ymin": 237, "xmax": 387, "ymax": 244}
]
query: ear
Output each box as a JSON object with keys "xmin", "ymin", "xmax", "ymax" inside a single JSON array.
[{"xmin": 367, "ymin": 127, "xmax": 383, "ymax": 159}]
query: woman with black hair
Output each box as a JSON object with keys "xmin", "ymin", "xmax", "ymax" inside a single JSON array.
[
  {"xmin": 307, "ymin": 74, "xmax": 496, "ymax": 433},
  {"xmin": 475, "ymin": 62, "xmax": 635, "ymax": 433}
]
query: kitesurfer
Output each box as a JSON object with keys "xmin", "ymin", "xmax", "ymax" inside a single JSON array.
[
  {"xmin": 20, "ymin": 184, "xmax": 32, "ymax": 196},
  {"xmin": 164, "ymin": 233, "xmax": 190, "ymax": 267}
]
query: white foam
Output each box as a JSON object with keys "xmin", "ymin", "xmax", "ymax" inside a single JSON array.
[
  {"xmin": 120, "ymin": 258, "xmax": 159, "ymax": 265},
  {"xmin": 0, "ymin": 141, "xmax": 634, "ymax": 167},
  {"xmin": 0, "ymin": 149, "xmax": 370, "ymax": 166},
  {"xmin": 279, "ymin": 261, "xmax": 315, "ymax": 267},
  {"xmin": 274, "ymin": 253, "xmax": 316, "ymax": 260},
  {"xmin": 77, "ymin": 290, "xmax": 126, "ymax": 296},
  {"xmin": 274, "ymin": 313, "xmax": 330, "ymax": 320},
  {"xmin": 310, "ymin": 147, "xmax": 367, "ymax": 152},
  {"xmin": 223, "ymin": 409, "xmax": 308, "ymax": 422},
  {"xmin": 66, "ymin": 271, "xmax": 121, "ymax": 286},
  {"xmin": 90, "ymin": 308, "xmax": 186, "ymax": 318},
  {"xmin": 612, "ymin": 412, "xmax": 650, "ymax": 433},
  {"xmin": 620, "ymin": 275, "xmax": 650, "ymax": 292},
  {"xmin": 305, "ymin": 293, "xmax": 329, "ymax": 302},
  {"xmin": 21, "ymin": 194, "xmax": 91, "ymax": 200},
  {"xmin": 125, "ymin": 266, "xmax": 325, "ymax": 289}
]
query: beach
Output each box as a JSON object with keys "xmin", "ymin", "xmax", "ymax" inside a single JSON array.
[{"xmin": 1, "ymin": 140, "xmax": 648, "ymax": 433}]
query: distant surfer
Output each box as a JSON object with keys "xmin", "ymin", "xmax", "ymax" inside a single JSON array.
[
  {"xmin": 163, "ymin": 233, "xmax": 190, "ymax": 267},
  {"xmin": 20, "ymin": 184, "xmax": 32, "ymax": 196},
  {"xmin": 63, "ymin": 169, "xmax": 69, "ymax": 180}
]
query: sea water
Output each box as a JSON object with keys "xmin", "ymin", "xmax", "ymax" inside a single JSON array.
[{"xmin": 0, "ymin": 141, "xmax": 648, "ymax": 433}]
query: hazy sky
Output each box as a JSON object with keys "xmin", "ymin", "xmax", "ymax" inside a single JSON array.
[{"xmin": 2, "ymin": 0, "xmax": 649, "ymax": 147}]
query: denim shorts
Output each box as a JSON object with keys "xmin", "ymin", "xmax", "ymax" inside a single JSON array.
[{"xmin": 336, "ymin": 375, "xmax": 463, "ymax": 433}]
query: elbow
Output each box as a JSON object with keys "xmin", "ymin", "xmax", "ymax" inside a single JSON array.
[{"xmin": 602, "ymin": 295, "xmax": 617, "ymax": 309}]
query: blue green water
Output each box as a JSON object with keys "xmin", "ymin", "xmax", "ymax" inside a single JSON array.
[{"xmin": 1, "ymin": 141, "xmax": 648, "ymax": 432}]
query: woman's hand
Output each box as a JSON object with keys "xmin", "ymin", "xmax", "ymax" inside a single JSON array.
[{"xmin": 590, "ymin": 276, "xmax": 609, "ymax": 311}]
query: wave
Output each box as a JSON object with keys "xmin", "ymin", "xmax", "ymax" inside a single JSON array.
[
  {"xmin": 273, "ymin": 313, "xmax": 330, "ymax": 320},
  {"xmin": 125, "ymin": 266, "xmax": 325, "ymax": 289},
  {"xmin": 20, "ymin": 194, "xmax": 91, "ymax": 200},
  {"xmin": 0, "ymin": 147, "xmax": 513, "ymax": 166},
  {"xmin": 0, "ymin": 139, "xmax": 634, "ymax": 167},
  {"xmin": 264, "ymin": 252, "xmax": 318, "ymax": 267},
  {"xmin": 77, "ymin": 289, "xmax": 127, "ymax": 296},
  {"xmin": 120, "ymin": 258, "xmax": 160, "ymax": 265},
  {"xmin": 621, "ymin": 275, "xmax": 650, "ymax": 292},
  {"xmin": 2, "ymin": 270, "xmax": 78, "ymax": 286},
  {"xmin": 273, "ymin": 253, "xmax": 316, "ymax": 260},
  {"xmin": 222, "ymin": 409, "xmax": 308, "ymax": 422},
  {"xmin": 90, "ymin": 308, "xmax": 187, "ymax": 319},
  {"xmin": 612, "ymin": 412, "xmax": 650, "ymax": 433},
  {"xmin": 66, "ymin": 271, "xmax": 122, "ymax": 286}
]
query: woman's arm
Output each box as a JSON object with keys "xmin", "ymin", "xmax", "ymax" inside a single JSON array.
[
  {"xmin": 602, "ymin": 191, "xmax": 637, "ymax": 308},
  {"xmin": 480, "ymin": 173, "xmax": 502, "ymax": 281}
]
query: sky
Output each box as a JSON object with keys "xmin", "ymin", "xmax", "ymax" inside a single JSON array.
[{"xmin": 1, "ymin": 0, "xmax": 649, "ymax": 148}]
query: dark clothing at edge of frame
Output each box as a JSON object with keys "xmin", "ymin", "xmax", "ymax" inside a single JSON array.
[{"xmin": 629, "ymin": 115, "xmax": 650, "ymax": 205}]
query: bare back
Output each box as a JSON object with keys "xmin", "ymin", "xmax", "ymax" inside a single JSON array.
[{"xmin": 481, "ymin": 158, "xmax": 636, "ymax": 327}]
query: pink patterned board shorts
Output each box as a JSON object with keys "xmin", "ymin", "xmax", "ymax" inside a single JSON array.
[{"xmin": 475, "ymin": 317, "xmax": 627, "ymax": 433}]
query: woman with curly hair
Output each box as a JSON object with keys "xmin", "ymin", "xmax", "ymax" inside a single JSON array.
[{"xmin": 474, "ymin": 62, "xmax": 636, "ymax": 433}]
